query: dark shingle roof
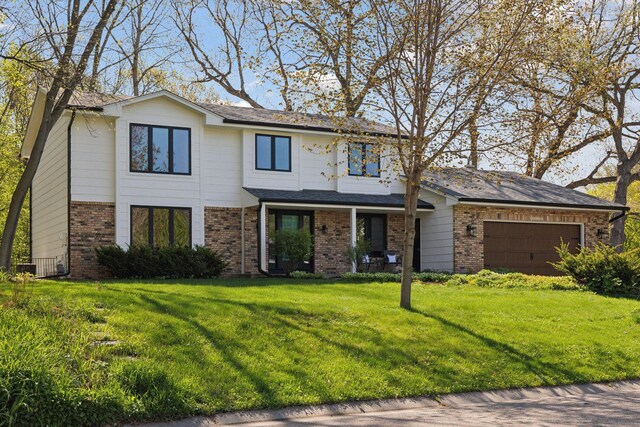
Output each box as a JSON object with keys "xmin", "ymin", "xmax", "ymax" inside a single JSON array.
[
  {"xmin": 68, "ymin": 92, "xmax": 132, "ymax": 109},
  {"xmin": 198, "ymin": 103, "xmax": 397, "ymax": 136},
  {"xmin": 422, "ymin": 168, "xmax": 627, "ymax": 211},
  {"xmin": 67, "ymin": 91, "xmax": 396, "ymax": 136},
  {"xmin": 244, "ymin": 188, "xmax": 434, "ymax": 210}
]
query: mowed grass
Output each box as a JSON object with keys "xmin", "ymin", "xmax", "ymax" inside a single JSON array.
[{"xmin": 2, "ymin": 278, "xmax": 640, "ymax": 424}]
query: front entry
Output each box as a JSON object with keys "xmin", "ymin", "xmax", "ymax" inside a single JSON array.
[{"xmin": 268, "ymin": 209, "xmax": 314, "ymax": 274}]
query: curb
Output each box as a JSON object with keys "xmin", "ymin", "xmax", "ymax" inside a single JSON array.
[{"xmin": 133, "ymin": 380, "xmax": 640, "ymax": 426}]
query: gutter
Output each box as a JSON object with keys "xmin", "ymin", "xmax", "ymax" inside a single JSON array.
[
  {"xmin": 609, "ymin": 210, "xmax": 627, "ymax": 223},
  {"xmin": 458, "ymin": 198, "xmax": 630, "ymax": 212},
  {"xmin": 256, "ymin": 200, "xmax": 272, "ymax": 277}
]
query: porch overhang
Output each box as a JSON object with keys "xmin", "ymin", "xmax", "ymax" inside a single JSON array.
[{"xmin": 243, "ymin": 188, "xmax": 434, "ymax": 211}]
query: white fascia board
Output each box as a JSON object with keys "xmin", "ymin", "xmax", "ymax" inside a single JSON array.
[
  {"xmin": 262, "ymin": 201, "xmax": 432, "ymax": 212},
  {"xmin": 220, "ymin": 122, "xmax": 358, "ymax": 138},
  {"xmin": 21, "ymin": 87, "xmax": 48, "ymax": 159}
]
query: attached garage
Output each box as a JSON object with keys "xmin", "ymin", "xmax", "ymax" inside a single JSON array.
[
  {"xmin": 420, "ymin": 167, "xmax": 629, "ymax": 274},
  {"xmin": 483, "ymin": 222, "xmax": 581, "ymax": 275}
]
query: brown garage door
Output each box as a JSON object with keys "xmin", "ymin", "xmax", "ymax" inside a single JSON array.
[{"xmin": 484, "ymin": 222, "xmax": 581, "ymax": 275}]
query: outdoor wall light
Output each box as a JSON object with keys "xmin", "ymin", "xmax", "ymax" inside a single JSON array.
[
  {"xmin": 596, "ymin": 228, "xmax": 606, "ymax": 238},
  {"xmin": 321, "ymin": 224, "xmax": 328, "ymax": 234},
  {"xmin": 466, "ymin": 224, "xmax": 477, "ymax": 237}
]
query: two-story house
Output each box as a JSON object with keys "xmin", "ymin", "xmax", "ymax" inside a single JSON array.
[{"xmin": 21, "ymin": 89, "xmax": 627, "ymax": 279}]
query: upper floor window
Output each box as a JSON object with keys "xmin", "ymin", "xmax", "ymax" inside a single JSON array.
[
  {"xmin": 255, "ymin": 134, "xmax": 291, "ymax": 172},
  {"xmin": 348, "ymin": 143, "xmax": 380, "ymax": 177},
  {"xmin": 131, "ymin": 206, "xmax": 192, "ymax": 247},
  {"xmin": 130, "ymin": 124, "xmax": 191, "ymax": 175}
]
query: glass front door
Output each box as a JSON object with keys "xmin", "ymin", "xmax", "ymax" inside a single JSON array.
[{"xmin": 268, "ymin": 209, "xmax": 314, "ymax": 273}]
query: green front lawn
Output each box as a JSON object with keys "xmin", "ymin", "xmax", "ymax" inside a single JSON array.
[{"xmin": 2, "ymin": 278, "xmax": 640, "ymax": 425}]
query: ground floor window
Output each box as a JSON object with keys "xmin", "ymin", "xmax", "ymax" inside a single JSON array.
[
  {"xmin": 268, "ymin": 209, "xmax": 313, "ymax": 273},
  {"xmin": 131, "ymin": 206, "xmax": 192, "ymax": 247},
  {"xmin": 356, "ymin": 213, "xmax": 386, "ymax": 257}
]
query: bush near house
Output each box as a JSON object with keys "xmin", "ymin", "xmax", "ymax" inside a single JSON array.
[
  {"xmin": 553, "ymin": 243, "xmax": 640, "ymax": 295},
  {"xmin": 446, "ymin": 269, "xmax": 581, "ymax": 291},
  {"xmin": 95, "ymin": 245, "xmax": 227, "ymax": 279},
  {"xmin": 270, "ymin": 229, "xmax": 313, "ymax": 275},
  {"xmin": 341, "ymin": 271, "xmax": 452, "ymax": 283}
]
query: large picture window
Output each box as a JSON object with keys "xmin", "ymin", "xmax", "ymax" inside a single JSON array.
[
  {"xmin": 131, "ymin": 206, "xmax": 192, "ymax": 247},
  {"xmin": 349, "ymin": 143, "xmax": 380, "ymax": 177},
  {"xmin": 255, "ymin": 134, "xmax": 291, "ymax": 172},
  {"xmin": 130, "ymin": 124, "xmax": 191, "ymax": 174}
]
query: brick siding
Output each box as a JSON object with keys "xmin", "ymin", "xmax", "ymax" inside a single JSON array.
[
  {"xmin": 387, "ymin": 213, "xmax": 405, "ymax": 259},
  {"xmin": 313, "ymin": 210, "xmax": 352, "ymax": 276},
  {"xmin": 453, "ymin": 205, "xmax": 611, "ymax": 273},
  {"xmin": 69, "ymin": 201, "xmax": 115, "ymax": 280},
  {"xmin": 204, "ymin": 206, "xmax": 259, "ymax": 276}
]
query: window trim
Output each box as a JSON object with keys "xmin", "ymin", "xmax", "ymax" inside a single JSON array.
[
  {"xmin": 129, "ymin": 123, "xmax": 192, "ymax": 175},
  {"xmin": 348, "ymin": 142, "xmax": 380, "ymax": 177},
  {"xmin": 130, "ymin": 205, "xmax": 193, "ymax": 247},
  {"xmin": 255, "ymin": 134, "xmax": 292, "ymax": 172}
]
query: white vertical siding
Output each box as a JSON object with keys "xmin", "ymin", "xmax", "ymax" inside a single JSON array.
[
  {"xmin": 202, "ymin": 126, "xmax": 243, "ymax": 206},
  {"xmin": 336, "ymin": 140, "xmax": 392, "ymax": 195},
  {"xmin": 70, "ymin": 114, "xmax": 116, "ymax": 202},
  {"xmin": 300, "ymin": 134, "xmax": 336, "ymax": 191},
  {"xmin": 242, "ymin": 129, "xmax": 301, "ymax": 191},
  {"xmin": 419, "ymin": 189, "xmax": 455, "ymax": 271},
  {"xmin": 114, "ymin": 97, "xmax": 204, "ymax": 247},
  {"xmin": 31, "ymin": 115, "xmax": 69, "ymax": 265}
]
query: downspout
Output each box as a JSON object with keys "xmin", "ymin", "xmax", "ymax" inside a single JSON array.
[
  {"xmin": 28, "ymin": 185, "xmax": 32, "ymax": 262},
  {"xmin": 64, "ymin": 110, "xmax": 76, "ymax": 276},
  {"xmin": 256, "ymin": 200, "xmax": 272, "ymax": 277}
]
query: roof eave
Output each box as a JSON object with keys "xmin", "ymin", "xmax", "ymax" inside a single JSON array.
[
  {"xmin": 222, "ymin": 118, "xmax": 400, "ymax": 138},
  {"xmin": 458, "ymin": 198, "xmax": 629, "ymax": 212}
]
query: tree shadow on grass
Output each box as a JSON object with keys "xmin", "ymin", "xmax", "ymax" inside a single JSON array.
[
  {"xmin": 409, "ymin": 308, "xmax": 589, "ymax": 386},
  {"xmin": 98, "ymin": 277, "xmax": 343, "ymax": 288}
]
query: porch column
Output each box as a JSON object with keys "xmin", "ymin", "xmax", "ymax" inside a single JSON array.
[
  {"xmin": 260, "ymin": 204, "xmax": 267, "ymax": 271},
  {"xmin": 350, "ymin": 207, "xmax": 357, "ymax": 272}
]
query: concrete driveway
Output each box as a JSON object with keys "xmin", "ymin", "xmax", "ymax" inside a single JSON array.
[{"xmin": 139, "ymin": 381, "xmax": 640, "ymax": 426}]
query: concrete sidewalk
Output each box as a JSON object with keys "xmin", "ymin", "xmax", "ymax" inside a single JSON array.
[{"xmin": 137, "ymin": 380, "xmax": 640, "ymax": 426}]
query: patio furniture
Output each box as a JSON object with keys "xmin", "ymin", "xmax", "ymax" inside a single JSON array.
[{"xmin": 383, "ymin": 250, "xmax": 401, "ymax": 272}]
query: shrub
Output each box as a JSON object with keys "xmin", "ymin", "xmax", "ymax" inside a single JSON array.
[
  {"xmin": 340, "ymin": 271, "xmax": 450, "ymax": 283},
  {"xmin": 446, "ymin": 269, "xmax": 581, "ymax": 291},
  {"xmin": 0, "ymin": 269, "xmax": 11, "ymax": 284},
  {"xmin": 288, "ymin": 271, "xmax": 324, "ymax": 279},
  {"xmin": 270, "ymin": 229, "xmax": 312, "ymax": 275},
  {"xmin": 345, "ymin": 239, "xmax": 372, "ymax": 272},
  {"xmin": 552, "ymin": 243, "xmax": 640, "ymax": 295},
  {"xmin": 95, "ymin": 245, "xmax": 228, "ymax": 279}
]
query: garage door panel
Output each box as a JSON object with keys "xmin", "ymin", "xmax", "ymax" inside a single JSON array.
[{"xmin": 483, "ymin": 222, "xmax": 580, "ymax": 276}]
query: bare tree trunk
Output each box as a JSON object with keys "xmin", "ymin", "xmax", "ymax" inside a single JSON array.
[
  {"xmin": 0, "ymin": 99, "xmax": 56, "ymax": 270},
  {"xmin": 400, "ymin": 178, "xmax": 419, "ymax": 309},
  {"xmin": 611, "ymin": 165, "xmax": 631, "ymax": 249},
  {"xmin": 0, "ymin": 0, "xmax": 119, "ymax": 271}
]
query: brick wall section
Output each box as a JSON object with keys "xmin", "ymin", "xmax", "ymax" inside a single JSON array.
[
  {"xmin": 313, "ymin": 210, "xmax": 352, "ymax": 276},
  {"xmin": 69, "ymin": 201, "xmax": 115, "ymax": 280},
  {"xmin": 453, "ymin": 205, "xmax": 611, "ymax": 273},
  {"xmin": 204, "ymin": 206, "xmax": 260, "ymax": 276},
  {"xmin": 204, "ymin": 207, "xmax": 242, "ymax": 275},
  {"xmin": 243, "ymin": 207, "xmax": 259, "ymax": 275},
  {"xmin": 387, "ymin": 214, "xmax": 405, "ymax": 259}
]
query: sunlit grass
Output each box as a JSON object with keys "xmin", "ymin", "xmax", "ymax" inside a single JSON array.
[{"xmin": 2, "ymin": 278, "xmax": 640, "ymax": 425}]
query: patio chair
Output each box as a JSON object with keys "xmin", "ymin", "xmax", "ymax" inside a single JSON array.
[{"xmin": 383, "ymin": 250, "xmax": 401, "ymax": 272}]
